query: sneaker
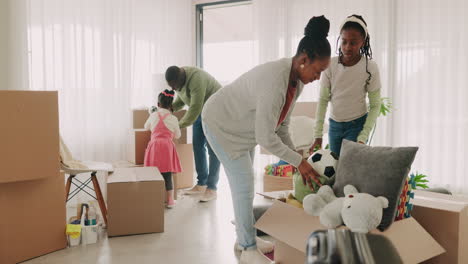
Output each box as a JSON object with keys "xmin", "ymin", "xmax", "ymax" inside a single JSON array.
[
  {"xmin": 166, "ymin": 200, "xmax": 176, "ymax": 209},
  {"xmin": 239, "ymin": 247, "xmax": 274, "ymax": 264},
  {"xmin": 199, "ymin": 189, "xmax": 217, "ymax": 202},
  {"xmin": 235, "ymin": 237, "xmax": 274, "ymax": 254},
  {"xmin": 184, "ymin": 185, "xmax": 207, "ymax": 195}
]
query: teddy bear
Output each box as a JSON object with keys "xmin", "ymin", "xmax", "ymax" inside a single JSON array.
[{"xmin": 303, "ymin": 184, "xmax": 389, "ymax": 233}]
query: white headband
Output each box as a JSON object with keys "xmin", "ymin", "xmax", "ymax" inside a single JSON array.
[{"xmin": 340, "ymin": 16, "xmax": 368, "ymax": 38}]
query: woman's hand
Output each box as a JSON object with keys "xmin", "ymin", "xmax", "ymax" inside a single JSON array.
[
  {"xmin": 297, "ymin": 159, "xmax": 322, "ymax": 191},
  {"xmin": 309, "ymin": 138, "xmax": 323, "ymax": 154}
]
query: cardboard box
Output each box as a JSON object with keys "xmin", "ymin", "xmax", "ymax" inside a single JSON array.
[
  {"xmin": 132, "ymin": 109, "xmax": 150, "ymax": 129},
  {"xmin": 127, "ymin": 129, "xmax": 151, "ymax": 165},
  {"xmin": 255, "ymin": 200, "xmax": 444, "ymax": 264},
  {"xmin": 132, "ymin": 109, "xmax": 188, "ymax": 144},
  {"xmin": 263, "ymin": 174, "xmax": 293, "ymax": 192},
  {"xmin": 107, "ymin": 167, "xmax": 165, "ymax": 236},
  {"xmin": 174, "ymin": 143, "xmax": 194, "ymax": 189},
  {"xmin": 0, "ymin": 173, "xmax": 67, "ymax": 264},
  {"xmin": 412, "ymin": 190, "xmax": 468, "ymax": 263},
  {"xmin": 0, "ymin": 91, "xmax": 66, "ymax": 264},
  {"xmin": 173, "ymin": 110, "xmax": 188, "ymax": 144},
  {"xmin": 0, "ymin": 91, "xmax": 60, "ymax": 183}
]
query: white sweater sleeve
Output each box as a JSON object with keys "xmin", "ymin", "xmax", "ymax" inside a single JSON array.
[{"xmin": 165, "ymin": 115, "xmax": 181, "ymax": 139}]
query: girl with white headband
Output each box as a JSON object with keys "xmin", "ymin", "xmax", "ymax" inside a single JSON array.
[{"xmin": 311, "ymin": 14, "xmax": 382, "ymax": 156}]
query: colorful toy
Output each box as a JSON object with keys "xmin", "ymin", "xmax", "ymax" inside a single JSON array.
[
  {"xmin": 395, "ymin": 174, "xmax": 416, "ymax": 221},
  {"xmin": 264, "ymin": 160, "xmax": 297, "ymax": 178},
  {"xmin": 293, "ymin": 171, "xmax": 328, "ymax": 202}
]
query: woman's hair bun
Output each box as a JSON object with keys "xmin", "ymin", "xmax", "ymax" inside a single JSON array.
[{"xmin": 304, "ymin": 15, "xmax": 330, "ymax": 39}]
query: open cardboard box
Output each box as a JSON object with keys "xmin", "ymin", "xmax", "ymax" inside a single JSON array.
[
  {"xmin": 255, "ymin": 199, "xmax": 445, "ymax": 264},
  {"xmin": 412, "ymin": 190, "xmax": 468, "ymax": 263}
]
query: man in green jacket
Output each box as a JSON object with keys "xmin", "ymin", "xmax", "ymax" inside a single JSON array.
[{"xmin": 165, "ymin": 66, "xmax": 221, "ymax": 202}]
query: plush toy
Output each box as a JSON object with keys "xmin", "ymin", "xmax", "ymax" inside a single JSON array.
[
  {"xmin": 148, "ymin": 106, "xmax": 158, "ymax": 114},
  {"xmin": 303, "ymin": 185, "xmax": 389, "ymax": 233},
  {"xmin": 292, "ymin": 153, "xmax": 336, "ymax": 203},
  {"xmin": 342, "ymin": 192, "xmax": 389, "ymax": 233}
]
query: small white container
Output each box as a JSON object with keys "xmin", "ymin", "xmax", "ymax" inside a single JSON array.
[
  {"xmin": 81, "ymin": 224, "xmax": 99, "ymax": 245},
  {"xmin": 68, "ymin": 233, "xmax": 81, "ymax": 246},
  {"xmin": 67, "ymin": 216, "xmax": 82, "ymax": 247}
]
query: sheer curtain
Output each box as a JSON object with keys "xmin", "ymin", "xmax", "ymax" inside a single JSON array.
[
  {"xmin": 24, "ymin": 0, "xmax": 193, "ymax": 161},
  {"xmin": 253, "ymin": 0, "xmax": 468, "ymax": 193},
  {"xmin": 253, "ymin": 0, "xmax": 393, "ymax": 145},
  {"xmin": 392, "ymin": 0, "xmax": 468, "ymax": 193}
]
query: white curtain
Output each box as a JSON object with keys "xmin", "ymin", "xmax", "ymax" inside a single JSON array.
[
  {"xmin": 22, "ymin": 0, "xmax": 193, "ymax": 162},
  {"xmin": 392, "ymin": 0, "xmax": 468, "ymax": 193},
  {"xmin": 253, "ymin": 0, "xmax": 468, "ymax": 193}
]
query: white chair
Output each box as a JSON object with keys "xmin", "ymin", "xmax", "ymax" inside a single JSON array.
[{"xmin": 60, "ymin": 137, "xmax": 113, "ymax": 226}]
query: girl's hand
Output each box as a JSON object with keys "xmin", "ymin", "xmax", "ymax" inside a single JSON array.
[
  {"xmin": 297, "ymin": 159, "xmax": 322, "ymax": 191},
  {"xmin": 309, "ymin": 138, "xmax": 323, "ymax": 154}
]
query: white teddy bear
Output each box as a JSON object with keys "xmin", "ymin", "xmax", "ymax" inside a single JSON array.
[{"xmin": 303, "ymin": 184, "xmax": 389, "ymax": 233}]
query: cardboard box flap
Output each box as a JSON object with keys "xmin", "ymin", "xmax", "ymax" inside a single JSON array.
[
  {"xmin": 108, "ymin": 167, "xmax": 163, "ymax": 184},
  {"xmin": 257, "ymin": 191, "xmax": 292, "ymax": 200},
  {"xmin": 371, "ymin": 217, "xmax": 445, "ymax": 264},
  {"xmin": 256, "ymin": 200, "xmax": 445, "ymax": 263},
  {"xmin": 413, "ymin": 190, "xmax": 468, "ymax": 212},
  {"xmin": 255, "ymin": 200, "xmax": 321, "ymax": 253}
]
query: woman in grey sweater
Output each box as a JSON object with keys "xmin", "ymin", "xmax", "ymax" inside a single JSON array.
[{"xmin": 202, "ymin": 16, "xmax": 331, "ymax": 264}]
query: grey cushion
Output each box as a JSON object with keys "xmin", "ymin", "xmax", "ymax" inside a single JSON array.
[{"xmin": 333, "ymin": 140, "xmax": 418, "ymax": 231}]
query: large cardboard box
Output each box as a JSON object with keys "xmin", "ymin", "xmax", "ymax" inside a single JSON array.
[
  {"xmin": 256, "ymin": 200, "xmax": 444, "ymax": 264},
  {"xmin": 174, "ymin": 143, "xmax": 194, "ymax": 189},
  {"xmin": 263, "ymin": 174, "xmax": 293, "ymax": 192},
  {"xmin": 173, "ymin": 110, "xmax": 188, "ymax": 145},
  {"xmin": 412, "ymin": 190, "xmax": 468, "ymax": 263},
  {"xmin": 126, "ymin": 129, "xmax": 151, "ymax": 165},
  {"xmin": 132, "ymin": 109, "xmax": 150, "ymax": 129},
  {"xmin": 0, "ymin": 91, "xmax": 60, "ymax": 183},
  {"xmin": 132, "ymin": 109, "xmax": 188, "ymax": 144},
  {"xmin": 0, "ymin": 174, "xmax": 67, "ymax": 264},
  {"xmin": 107, "ymin": 167, "xmax": 165, "ymax": 236},
  {"xmin": 0, "ymin": 90, "xmax": 66, "ymax": 264}
]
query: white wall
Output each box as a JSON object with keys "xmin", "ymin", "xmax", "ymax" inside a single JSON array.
[
  {"xmin": 0, "ymin": 0, "xmax": 10, "ymax": 90},
  {"xmin": 0, "ymin": 0, "xmax": 29, "ymax": 91}
]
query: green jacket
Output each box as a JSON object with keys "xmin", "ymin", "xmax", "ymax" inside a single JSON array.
[{"xmin": 172, "ymin": 67, "xmax": 221, "ymax": 128}]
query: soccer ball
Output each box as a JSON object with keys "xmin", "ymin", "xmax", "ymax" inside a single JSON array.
[{"xmin": 308, "ymin": 149, "xmax": 339, "ymax": 180}]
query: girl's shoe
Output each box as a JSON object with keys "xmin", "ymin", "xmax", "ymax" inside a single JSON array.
[{"xmin": 166, "ymin": 200, "xmax": 176, "ymax": 209}]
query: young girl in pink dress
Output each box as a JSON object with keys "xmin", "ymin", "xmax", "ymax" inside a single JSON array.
[{"xmin": 144, "ymin": 89, "xmax": 182, "ymax": 208}]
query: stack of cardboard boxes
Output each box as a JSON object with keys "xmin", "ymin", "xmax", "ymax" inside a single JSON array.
[
  {"xmin": 126, "ymin": 108, "xmax": 194, "ymax": 191},
  {"xmin": 0, "ymin": 91, "xmax": 67, "ymax": 264}
]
